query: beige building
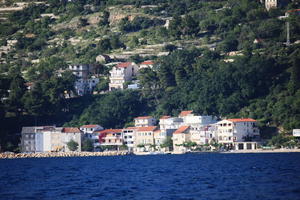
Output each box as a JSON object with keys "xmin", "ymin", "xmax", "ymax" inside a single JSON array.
[
  {"xmin": 265, "ymin": 0, "xmax": 278, "ymax": 10},
  {"xmin": 172, "ymin": 126, "xmax": 191, "ymax": 153},
  {"xmin": 134, "ymin": 116, "xmax": 156, "ymax": 127},
  {"xmin": 135, "ymin": 126, "xmax": 158, "ymax": 152},
  {"xmin": 61, "ymin": 127, "xmax": 82, "ymax": 152},
  {"xmin": 109, "ymin": 62, "xmax": 138, "ymax": 91}
]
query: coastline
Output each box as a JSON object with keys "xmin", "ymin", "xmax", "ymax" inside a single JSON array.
[
  {"xmin": 0, "ymin": 151, "xmax": 129, "ymax": 159},
  {"xmin": 1, "ymin": 149, "xmax": 300, "ymax": 159}
]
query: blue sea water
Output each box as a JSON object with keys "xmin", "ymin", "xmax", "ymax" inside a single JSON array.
[{"xmin": 0, "ymin": 153, "xmax": 300, "ymax": 200}]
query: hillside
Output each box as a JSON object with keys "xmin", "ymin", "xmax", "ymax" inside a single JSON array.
[{"xmin": 0, "ymin": 0, "xmax": 300, "ymax": 151}]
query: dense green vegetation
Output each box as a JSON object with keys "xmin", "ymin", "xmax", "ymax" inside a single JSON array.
[{"xmin": 0, "ymin": 0, "xmax": 300, "ymax": 151}]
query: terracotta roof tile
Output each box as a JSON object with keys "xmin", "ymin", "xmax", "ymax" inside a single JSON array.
[
  {"xmin": 137, "ymin": 126, "xmax": 157, "ymax": 132},
  {"xmin": 80, "ymin": 124, "xmax": 99, "ymax": 128},
  {"xmin": 135, "ymin": 116, "xmax": 152, "ymax": 120},
  {"xmin": 160, "ymin": 115, "xmax": 171, "ymax": 119},
  {"xmin": 62, "ymin": 127, "xmax": 81, "ymax": 133},
  {"xmin": 141, "ymin": 60, "xmax": 154, "ymax": 65},
  {"xmin": 227, "ymin": 118, "xmax": 257, "ymax": 123},
  {"xmin": 174, "ymin": 126, "xmax": 190, "ymax": 134},
  {"xmin": 179, "ymin": 110, "xmax": 193, "ymax": 117},
  {"xmin": 116, "ymin": 62, "xmax": 132, "ymax": 68},
  {"xmin": 96, "ymin": 129, "xmax": 123, "ymax": 134}
]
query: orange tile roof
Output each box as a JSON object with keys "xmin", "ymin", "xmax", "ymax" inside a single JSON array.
[
  {"xmin": 81, "ymin": 124, "xmax": 99, "ymax": 128},
  {"xmin": 135, "ymin": 116, "xmax": 152, "ymax": 120},
  {"xmin": 141, "ymin": 60, "xmax": 154, "ymax": 65},
  {"xmin": 116, "ymin": 62, "xmax": 132, "ymax": 68},
  {"xmin": 227, "ymin": 118, "xmax": 257, "ymax": 123},
  {"xmin": 123, "ymin": 127, "xmax": 139, "ymax": 130},
  {"xmin": 62, "ymin": 127, "xmax": 81, "ymax": 133},
  {"xmin": 97, "ymin": 129, "xmax": 123, "ymax": 134},
  {"xmin": 174, "ymin": 126, "xmax": 190, "ymax": 134},
  {"xmin": 160, "ymin": 115, "xmax": 171, "ymax": 119},
  {"xmin": 137, "ymin": 126, "xmax": 157, "ymax": 132},
  {"xmin": 179, "ymin": 110, "xmax": 193, "ymax": 117}
]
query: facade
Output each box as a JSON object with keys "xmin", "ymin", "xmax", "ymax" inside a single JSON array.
[
  {"xmin": 135, "ymin": 126, "xmax": 158, "ymax": 152},
  {"xmin": 98, "ymin": 129, "xmax": 123, "ymax": 147},
  {"xmin": 61, "ymin": 127, "xmax": 82, "ymax": 152},
  {"xmin": 68, "ymin": 64, "xmax": 92, "ymax": 79},
  {"xmin": 21, "ymin": 127, "xmax": 38, "ymax": 152},
  {"xmin": 134, "ymin": 116, "xmax": 156, "ymax": 127},
  {"xmin": 172, "ymin": 126, "xmax": 191, "ymax": 153},
  {"xmin": 159, "ymin": 116, "xmax": 183, "ymax": 131},
  {"xmin": 74, "ymin": 78, "xmax": 99, "ymax": 96},
  {"xmin": 109, "ymin": 62, "xmax": 138, "ymax": 91},
  {"xmin": 265, "ymin": 0, "xmax": 277, "ymax": 10},
  {"xmin": 216, "ymin": 118, "xmax": 260, "ymax": 149},
  {"xmin": 122, "ymin": 127, "xmax": 138, "ymax": 151},
  {"xmin": 80, "ymin": 124, "xmax": 104, "ymax": 149}
]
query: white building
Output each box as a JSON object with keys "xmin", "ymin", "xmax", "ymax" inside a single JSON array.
[
  {"xmin": 122, "ymin": 127, "xmax": 138, "ymax": 151},
  {"xmin": 134, "ymin": 116, "xmax": 156, "ymax": 127},
  {"xmin": 109, "ymin": 62, "xmax": 138, "ymax": 91},
  {"xmin": 80, "ymin": 124, "xmax": 104, "ymax": 149},
  {"xmin": 74, "ymin": 77, "xmax": 99, "ymax": 96},
  {"xmin": 265, "ymin": 0, "xmax": 277, "ymax": 10},
  {"xmin": 216, "ymin": 118, "xmax": 260, "ymax": 150},
  {"xmin": 159, "ymin": 116, "xmax": 183, "ymax": 131},
  {"xmin": 61, "ymin": 127, "xmax": 82, "ymax": 152}
]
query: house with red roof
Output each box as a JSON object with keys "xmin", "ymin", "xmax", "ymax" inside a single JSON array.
[
  {"xmin": 109, "ymin": 62, "xmax": 138, "ymax": 91},
  {"xmin": 216, "ymin": 118, "xmax": 260, "ymax": 150},
  {"xmin": 172, "ymin": 126, "xmax": 191, "ymax": 153},
  {"xmin": 80, "ymin": 124, "xmax": 104, "ymax": 150},
  {"xmin": 139, "ymin": 60, "xmax": 154, "ymax": 69},
  {"xmin": 134, "ymin": 116, "xmax": 156, "ymax": 127},
  {"xmin": 134, "ymin": 126, "xmax": 158, "ymax": 152},
  {"xmin": 96, "ymin": 129, "xmax": 123, "ymax": 149}
]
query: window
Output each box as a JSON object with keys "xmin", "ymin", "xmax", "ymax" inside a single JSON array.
[{"xmin": 219, "ymin": 136, "xmax": 222, "ymax": 140}]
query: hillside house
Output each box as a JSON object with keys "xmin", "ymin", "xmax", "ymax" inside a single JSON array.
[{"xmin": 109, "ymin": 62, "xmax": 138, "ymax": 91}]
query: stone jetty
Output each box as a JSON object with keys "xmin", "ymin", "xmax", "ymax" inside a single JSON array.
[{"xmin": 0, "ymin": 151, "xmax": 129, "ymax": 159}]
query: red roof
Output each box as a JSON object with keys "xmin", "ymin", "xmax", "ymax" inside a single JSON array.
[
  {"xmin": 123, "ymin": 127, "xmax": 139, "ymax": 130},
  {"xmin": 116, "ymin": 62, "xmax": 132, "ymax": 68},
  {"xmin": 62, "ymin": 127, "xmax": 81, "ymax": 133},
  {"xmin": 80, "ymin": 124, "xmax": 99, "ymax": 128},
  {"xmin": 174, "ymin": 126, "xmax": 190, "ymax": 134},
  {"xmin": 141, "ymin": 60, "xmax": 154, "ymax": 65},
  {"xmin": 97, "ymin": 129, "xmax": 123, "ymax": 134},
  {"xmin": 160, "ymin": 115, "xmax": 171, "ymax": 119},
  {"xmin": 137, "ymin": 126, "xmax": 157, "ymax": 132},
  {"xmin": 135, "ymin": 116, "xmax": 152, "ymax": 120},
  {"xmin": 179, "ymin": 110, "xmax": 193, "ymax": 117},
  {"xmin": 227, "ymin": 118, "xmax": 257, "ymax": 123},
  {"xmin": 287, "ymin": 9, "xmax": 300, "ymax": 13}
]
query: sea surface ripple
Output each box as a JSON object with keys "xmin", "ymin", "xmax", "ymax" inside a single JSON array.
[{"xmin": 0, "ymin": 153, "xmax": 300, "ymax": 200}]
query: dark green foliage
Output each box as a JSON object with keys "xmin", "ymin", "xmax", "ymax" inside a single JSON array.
[
  {"xmin": 82, "ymin": 138, "xmax": 94, "ymax": 151},
  {"xmin": 67, "ymin": 139, "xmax": 79, "ymax": 151},
  {"xmin": 69, "ymin": 90, "xmax": 149, "ymax": 128}
]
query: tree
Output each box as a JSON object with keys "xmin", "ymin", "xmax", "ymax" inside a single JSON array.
[
  {"xmin": 160, "ymin": 136, "xmax": 173, "ymax": 151},
  {"xmin": 82, "ymin": 138, "xmax": 94, "ymax": 152},
  {"xmin": 67, "ymin": 139, "xmax": 78, "ymax": 151},
  {"xmin": 288, "ymin": 53, "xmax": 300, "ymax": 94},
  {"xmin": 7, "ymin": 74, "xmax": 26, "ymax": 115}
]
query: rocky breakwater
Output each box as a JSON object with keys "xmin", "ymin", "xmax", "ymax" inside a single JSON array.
[{"xmin": 0, "ymin": 151, "xmax": 129, "ymax": 159}]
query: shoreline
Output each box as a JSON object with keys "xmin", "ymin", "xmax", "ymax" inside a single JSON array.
[
  {"xmin": 0, "ymin": 151, "xmax": 129, "ymax": 159},
  {"xmin": 1, "ymin": 149, "xmax": 300, "ymax": 159}
]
